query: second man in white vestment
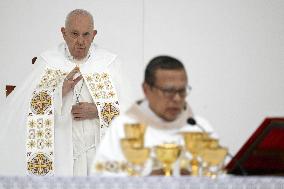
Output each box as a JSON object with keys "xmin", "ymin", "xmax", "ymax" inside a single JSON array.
[{"xmin": 91, "ymin": 55, "xmax": 218, "ymax": 176}]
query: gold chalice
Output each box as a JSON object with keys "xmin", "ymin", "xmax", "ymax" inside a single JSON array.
[
  {"xmin": 203, "ymin": 138, "xmax": 219, "ymax": 149},
  {"xmin": 124, "ymin": 123, "xmax": 146, "ymax": 147},
  {"xmin": 201, "ymin": 147, "xmax": 227, "ymax": 166},
  {"xmin": 198, "ymin": 137, "xmax": 219, "ymax": 176},
  {"xmin": 124, "ymin": 123, "xmax": 146, "ymax": 138},
  {"xmin": 182, "ymin": 132, "xmax": 208, "ymax": 176},
  {"xmin": 155, "ymin": 143, "xmax": 182, "ymax": 176},
  {"xmin": 121, "ymin": 138, "xmax": 143, "ymax": 149},
  {"xmin": 120, "ymin": 138, "xmax": 150, "ymax": 176},
  {"xmin": 122, "ymin": 147, "xmax": 150, "ymax": 165},
  {"xmin": 200, "ymin": 146, "xmax": 228, "ymax": 178}
]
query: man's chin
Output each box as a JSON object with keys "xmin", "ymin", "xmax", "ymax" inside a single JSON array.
[
  {"xmin": 74, "ymin": 53, "xmax": 87, "ymax": 60},
  {"xmin": 164, "ymin": 110, "xmax": 181, "ymax": 121},
  {"xmin": 163, "ymin": 114, "xmax": 179, "ymax": 122}
]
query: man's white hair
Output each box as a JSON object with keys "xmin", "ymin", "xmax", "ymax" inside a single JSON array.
[{"xmin": 65, "ymin": 9, "xmax": 94, "ymax": 29}]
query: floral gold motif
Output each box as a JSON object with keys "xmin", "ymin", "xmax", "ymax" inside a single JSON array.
[
  {"xmin": 30, "ymin": 91, "xmax": 52, "ymax": 115},
  {"xmin": 101, "ymin": 102, "xmax": 119, "ymax": 125},
  {"xmin": 27, "ymin": 153, "xmax": 53, "ymax": 176},
  {"xmin": 27, "ymin": 140, "xmax": 36, "ymax": 149},
  {"xmin": 37, "ymin": 68, "xmax": 66, "ymax": 89},
  {"xmin": 85, "ymin": 72, "xmax": 116, "ymax": 99},
  {"xmin": 44, "ymin": 119, "xmax": 52, "ymax": 127},
  {"xmin": 28, "ymin": 120, "xmax": 36, "ymax": 128}
]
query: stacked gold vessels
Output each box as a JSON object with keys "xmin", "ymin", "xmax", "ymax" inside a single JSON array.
[
  {"xmin": 182, "ymin": 132, "xmax": 228, "ymax": 177},
  {"xmin": 120, "ymin": 123, "xmax": 150, "ymax": 176},
  {"xmin": 120, "ymin": 123, "xmax": 228, "ymax": 177}
]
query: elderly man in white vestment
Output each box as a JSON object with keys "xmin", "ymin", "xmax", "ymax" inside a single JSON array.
[
  {"xmin": 91, "ymin": 55, "xmax": 218, "ymax": 176},
  {"xmin": 0, "ymin": 9, "xmax": 125, "ymax": 176}
]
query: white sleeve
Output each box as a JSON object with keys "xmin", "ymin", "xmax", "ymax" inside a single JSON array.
[
  {"xmin": 0, "ymin": 57, "xmax": 47, "ymax": 175},
  {"xmin": 53, "ymin": 80, "xmax": 74, "ymax": 116}
]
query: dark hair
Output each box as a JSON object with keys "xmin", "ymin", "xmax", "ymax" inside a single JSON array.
[{"xmin": 144, "ymin": 55, "xmax": 185, "ymax": 86}]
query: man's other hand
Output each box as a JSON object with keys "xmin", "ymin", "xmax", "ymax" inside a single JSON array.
[
  {"xmin": 71, "ymin": 102, "xmax": 99, "ymax": 121},
  {"xmin": 62, "ymin": 67, "xmax": 83, "ymax": 97}
]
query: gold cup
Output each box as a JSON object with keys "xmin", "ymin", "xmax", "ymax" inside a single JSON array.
[
  {"xmin": 155, "ymin": 143, "xmax": 182, "ymax": 176},
  {"xmin": 124, "ymin": 123, "xmax": 146, "ymax": 147},
  {"xmin": 200, "ymin": 147, "xmax": 228, "ymax": 166},
  {"xmin": 200, "ymin": 146, "xmax": 228, "ymax": 177},
  {"xmin": 122, "ymin": 147, "xmax": 150, "ymax": 165},
  {"xmin": 202, "ymin": 138, "xmax": 219, "ymax": 149},
  {"xmin": 182, "ymin": 132, "xmax": 208, "ymax": 176},
  {"xmin": 120, "ymin": 138, "xmax": 150, "ymax": 176},
  {"xmin": 121, "ymin": 138, "xmax": 143, "ymax": 149},
  {"xmin": 124, "ymin": 123, "xmax": 146, "ymax": 138}
]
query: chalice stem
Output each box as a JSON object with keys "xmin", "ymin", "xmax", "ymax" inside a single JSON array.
[
  {"xmin": 163, "ymin": 163, "xmax": 172, "ymax": 176},
  {"xmin": 191, "ymin": 157, "xmax": 200, "ymax": 176}
]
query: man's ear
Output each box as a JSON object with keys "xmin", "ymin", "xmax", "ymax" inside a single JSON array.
[
  {"xmin": 92, "ymin": 30, "xmax": 97, "ymax": 41},
  {"xmin": 61, "ymin": 27, "xmax": 66, "ymax": 39},
  {"xmin": 142, "ymin": 82, "xmax": 150, "ymax": 96}
]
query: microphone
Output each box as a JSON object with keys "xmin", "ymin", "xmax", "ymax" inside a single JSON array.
[
  {"xmin": 187, "ymin": 117, "xmax": 196, "ymax": 125},
  {"xmin": 186, "ymin": 117, "xmax": 248, "ymax": 176},
  {"xmin": 187, "ymin": 117, "xmax": 206, "ymax": 133}
]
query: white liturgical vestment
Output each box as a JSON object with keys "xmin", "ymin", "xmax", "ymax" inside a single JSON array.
[
  {"xmin": 91, "ymin": 100, "xmax": 217, "ymax": 176},
  {"xmin": 0, "ymin": 43, "xmax": 126, "ymax": 176}
]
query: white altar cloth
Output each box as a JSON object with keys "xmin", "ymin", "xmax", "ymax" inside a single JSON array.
[{"xmin": 0, "ymin": 175, "xmax": 284, "ymax": 189}]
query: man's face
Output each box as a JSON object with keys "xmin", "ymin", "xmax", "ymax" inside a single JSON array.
[
  {"xmin": 61, "ymin": 14, "xmax": 96, "ymax": 60},
  {"xmin": 143, "ymin": 69, "xmax": 188, "ymax": 122}
]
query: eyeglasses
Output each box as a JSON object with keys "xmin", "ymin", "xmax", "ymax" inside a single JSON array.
[{"xmin": 151, "ymin": 85, "xmax": 192, "ymax": 98}]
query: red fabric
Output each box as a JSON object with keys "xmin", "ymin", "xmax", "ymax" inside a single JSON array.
[{"xmin": 226, "ymin": 118, "xmax": 284, "ymax": 174}]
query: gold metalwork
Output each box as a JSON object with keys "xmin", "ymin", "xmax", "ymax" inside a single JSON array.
[
  {"xmin": 182, "ymin": 132, "xmax": 207, "ymax": 176},
  {"xmin": 155, "ymin": 143, "xmax": 182, "ymax": 176},
  {"xmin": 121, "ymin": 138, "xmax": 144, "ymax": 149}
]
